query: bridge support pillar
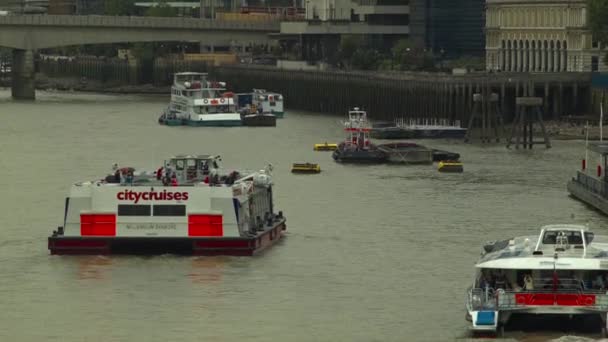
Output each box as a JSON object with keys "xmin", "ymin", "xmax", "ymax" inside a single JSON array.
[{"xmin": 11, "ymin": 49, "xmax": 35, "ymax": 100}]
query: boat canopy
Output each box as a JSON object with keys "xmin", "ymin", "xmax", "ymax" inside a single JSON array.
[{"xmin": 475, "ymin": 225, "xmax": 608, "ymax": 270}]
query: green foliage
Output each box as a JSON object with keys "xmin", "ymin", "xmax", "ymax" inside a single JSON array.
[
  {"xmin": 145, "ymin": 0, "xmax": 178, "ymax": 17},
  {"xmin": 586, "ymin": 0, "xmax": 608, "ymax": 65},
  {"xmin": 589, "ymin": 0, "xmax": 608, "ymax": 44},
  {"xmin": 351, "ymin": 48, "xmax": 381, "ymax": 70},
  {"xmin": 389, "ymin": 39, "xmax": 436, "ymax": 71},
  {"xmin": 339, "ymin": 35, "xmax": 362, "ymax": 62},
  {"xmin": 270, "ymin": 45, "xmax": 284, "ymax": 58},
  {"xmin": 104, "ymin": 0, "xmax": 136, "ymax": 15}
]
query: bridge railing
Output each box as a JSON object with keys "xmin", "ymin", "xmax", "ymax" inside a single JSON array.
[{"xmin": 0, "ymin": 14, "xmax": 280, "ymax": 31}]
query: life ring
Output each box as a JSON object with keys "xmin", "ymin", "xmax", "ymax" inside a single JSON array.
[
  {"xmin": 220, "ymin": 98, "xmax": 225, "ymax": 104},
  {"xmin": 203, "ymin": 99, "xmax": 208, "ymax": 104},
  {"xmin": 584, "ymin": 296, "xmax": 594, "ymax": 305}
]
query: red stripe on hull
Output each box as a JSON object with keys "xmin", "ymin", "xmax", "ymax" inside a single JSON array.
[
  {"xmin": 515, "ymin": 293, "xmax": 596, "ymax": 306},
  {"xmin": 48, "ymin": 220, "xmax": 286, "ymax": 256}
]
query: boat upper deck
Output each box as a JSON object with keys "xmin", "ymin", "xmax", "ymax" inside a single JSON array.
[
  {"xmin": 97, "ymin": 155, "xmax": 272, "ymax": 189},
  {"xmin": 476, "ymin": 225, "xmax": 608, "ymax": 270}
]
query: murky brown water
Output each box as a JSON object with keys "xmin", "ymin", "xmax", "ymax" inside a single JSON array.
[{"xmin": 0, "ymin": 89, "xmax": 606, "ymax": 341}]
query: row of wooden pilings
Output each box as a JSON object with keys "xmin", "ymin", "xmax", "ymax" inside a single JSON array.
[
  {"xmin": 211, "ymin": 66, "xmax": 592, "ymax": 124},
  {"xmin": 35, "ymin": 58, "xmax": 593, "ymax": 124}
]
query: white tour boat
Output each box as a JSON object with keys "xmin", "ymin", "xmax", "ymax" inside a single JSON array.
[
  {"xmin": 466, "ymin": 224, "xmax": 608, "ymax": 336},
  {"xmin": 158, "ymin": 72, "xmax": 242, "ymax": 127},
  {"xmin": 48, "ymin": 155, "xmax": 286, "ymax": 255}
]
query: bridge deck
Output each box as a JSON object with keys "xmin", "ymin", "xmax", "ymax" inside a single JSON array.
[{"xmin": 0, "ymin": 14, "xmax": 280, "ymax": 31}]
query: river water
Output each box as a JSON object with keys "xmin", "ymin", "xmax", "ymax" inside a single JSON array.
[{"xmin": 0, "ymin": 89, "xmax": 606, "ymax": 341}]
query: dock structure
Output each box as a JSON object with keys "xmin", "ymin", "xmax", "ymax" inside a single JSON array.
[
  {"xmin": 506, "ymin": 82, "xmax": 551, "ymax": 149},
  {"xmin": 464, "ymin": 85, "xmax": 505, "ymax": 143}
]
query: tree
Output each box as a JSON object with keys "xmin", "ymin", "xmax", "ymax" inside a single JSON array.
[
  {"xmin": 338, "ymin": 35, "xmax": 362, "ymax": 63},
  {"xmin": 588, "ymin": 0, "xmax": 608, "ymax": 64},
  {"xmin": 390, "ymin": 39, "xmax": 436, "ymax": 71},
  {"xmin": 351, "ymin": 48, "xmax": 381, "ymax": 70},
  {"xmin": 104, "ymin": 0, "xmax": 136, "ymax": 15},
  {"xmin": 145, "ymin": 0, "xmax": 178, "ymax": 17}
]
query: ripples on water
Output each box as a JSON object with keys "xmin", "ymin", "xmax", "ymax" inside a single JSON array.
[{"xmin": 0, "ymin": 89, "xmax": 607, "ymax": 341}]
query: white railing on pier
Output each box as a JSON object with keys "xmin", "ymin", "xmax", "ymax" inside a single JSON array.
[{"xmin": 394, "ymin": 117, "xmax": 462, "ymax": 129}]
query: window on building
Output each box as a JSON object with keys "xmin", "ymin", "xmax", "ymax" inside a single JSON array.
[
  {"xmin": 118, "ymin": 205, "xmax": 151, "ymax": 216},
  {"xmin": 593, "ymin": 40, "xmax": 599, "ymax": 49},
  {"xmin": 592, "ymin": 56, "xmax": 599, "ymax": 72},
  {"xmin": 153, "ymin": 205, "xmax": 186, "ymax": 216}
]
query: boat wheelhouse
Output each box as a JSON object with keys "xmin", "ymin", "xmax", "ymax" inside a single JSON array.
[
  {"xmin": 332, "ymin": 108, "xmax": 386, "ymax": 163},
  {"xmin": 48, "ymin": 155, "xmax": 286, "ymax": 255},
  {"xmin": 159, "ymin": 72, "xmax": 242, "ymax": 127},
  {"xmin": 567, "ymin": 141, "xmax": 608, "ymax": 215},
  {"xmin": 465, "ymin": 224, "xmax": 608, "ymax": 336},
  {"xmin": 235, "ymin": 89, "xmax": 285, "ymax": 118},
  {"xmin": 252, "ymin": 89, "xmax": 284, "ymax": 118}
]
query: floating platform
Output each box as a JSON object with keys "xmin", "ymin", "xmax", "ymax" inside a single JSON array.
[
  {"xmin": 376, "ymin": 142, "xmax": 432, "ymax": 164},
  {"xmin": 291, "ymin": 163, "xmax": 321, "ymax": 173},
  {"xmin": 438, "ymin": 160, "xmax": 463, "ymax": 173},
  {"xmin": 314, "ymin": 143, "xmax": 338, "ymax": 151},
  {"xmin": 242, "ymin": 113, "xmax": 276, "ymax": 127},
  {"xmin": 432, "ymin": 149, "xmax": 460, "ymax": 162}
]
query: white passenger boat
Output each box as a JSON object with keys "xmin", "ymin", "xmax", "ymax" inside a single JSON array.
[
  {"xmin": 158, "ymin": 72, "xmax": 242, "ymax": 127},
  {"xmin": 466, "ymin": 224, "xmax": 608, "ymax": 336},
  {"xmin": 48, "ymin": 155, "xmax": 286, "ymax": 255}
]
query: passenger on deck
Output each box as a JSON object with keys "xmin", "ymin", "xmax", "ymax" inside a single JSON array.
[
  {"xmin": 156, "ymin": 167, "xmax": 163, "ymax": 180},
  {"xmin": 523, "ymin": 274, "xmax": 534, "ymax": 291},
  {"xmin": 126, "ymin": 170, "xmax": 134, "ymax": 186},
  {"xmin": 171, "ymin": 173, "xmax": 178, "ymax": 186},
  {"xmin": 494, "ymin": 271, "xmax": 509, "ymax": 290},
  {"xmin": 479, "ymin": 274, "xmax": 491, "ymax": 290},
  {"xmin": 114, "ymin": 169, "xmax": 121, "ymax": 183}
]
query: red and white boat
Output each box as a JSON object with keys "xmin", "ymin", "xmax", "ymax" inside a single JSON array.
[{"xmin": 48, "ymin": 155, "xmax": 286, "ymax": 256}]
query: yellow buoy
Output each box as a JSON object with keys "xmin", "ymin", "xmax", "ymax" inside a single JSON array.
[
  {"xmin": 291, "ymin": 163, "xmax": 321, "ymax": 173},
  {"xmin": 314, "ymin": 143, "xmax": 338, "ymax": 151},
  {"xmin": 438, "ymin": 160, "xmax": 463, "ymax": 173}
]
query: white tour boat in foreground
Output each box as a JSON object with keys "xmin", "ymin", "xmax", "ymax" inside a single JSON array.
[
  {"xmin": 466, "ymin": 224, "xmax": 608, "ymax": 336},
  {"xmin": 48, "ymin": 155, "xmax": 286, "ymax": 255}
]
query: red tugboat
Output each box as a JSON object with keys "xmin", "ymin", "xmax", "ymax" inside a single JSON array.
[{"xmin": 48, "ymin": 155, "xmax": 286, "ymax": 256}]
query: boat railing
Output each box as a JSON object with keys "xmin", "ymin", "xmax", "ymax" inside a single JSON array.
[
  {"xmin": 575, "ymin": 171, "xmax": 608, "ymax": 196},
  {"xmin": 466, "ymin": 287, "xmax": 497, "ymax": 311},
  {"xmin": 496, "ymin": 288, "xmax": 608, "ymax": 310}
]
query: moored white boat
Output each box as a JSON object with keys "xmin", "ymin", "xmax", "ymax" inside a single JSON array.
[
  {"xmin": 48, "ymin": 155, "xmax": 286, "ymax": 255},
  {"xmin": 159, "ymin": 72, "xmax": 242, "ymax": 127},
  {"xmin": 465, "ymin": 224, "xmax": 608, "ymax": 336}
]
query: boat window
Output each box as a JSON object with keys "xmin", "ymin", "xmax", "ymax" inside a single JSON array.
[
  {"xmin": 585, "ymin": 232, "xmax": 594, "ymax": 244},
  {"xmin": 153, "ymin": 205, "xmax": 186, "ymax": 216},
  {"xmin": 118, "ymin": 205, "xmax": 151, "ymax": 216},
  {"xmin": 176, "ymin": 160, "xmax": 185, "ymax": 171},
  {"xmin": 542, "ymin": 231, "xmax": 583, "ymax": 244},
  {"xmin": 187, "ymin": 159, "xmax": 196, "ymax": 168},
  {"xmin": 200, "ymin": 160, "xmax": 209, "ymax": 171},
  {"xmin": 205, "ymin": 106, "xmax": 231, "ymax": 114}
]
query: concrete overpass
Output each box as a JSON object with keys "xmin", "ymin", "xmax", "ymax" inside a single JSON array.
[{"xmin": 0, "ymin": 15, "xmax": 280, "ymax": 99}]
